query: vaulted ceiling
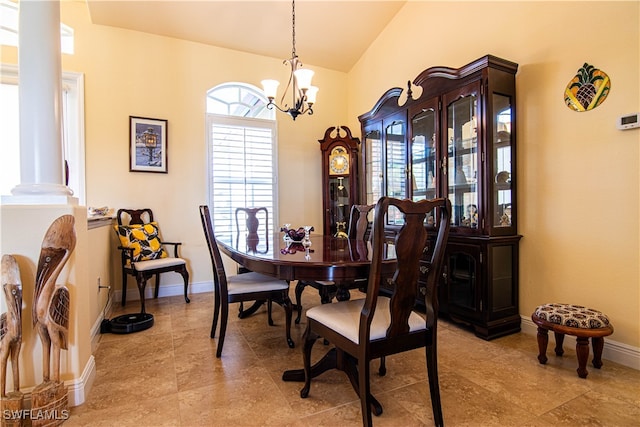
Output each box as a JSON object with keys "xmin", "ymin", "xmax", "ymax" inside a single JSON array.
[{"xmin": 86, "ymin": 0, "xmax": 407, "ymax": 73}]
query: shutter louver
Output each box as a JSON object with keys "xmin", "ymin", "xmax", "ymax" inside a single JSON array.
[{"xmin": 210, "ymin": 122, "xmax": 275, "ymax": 238}]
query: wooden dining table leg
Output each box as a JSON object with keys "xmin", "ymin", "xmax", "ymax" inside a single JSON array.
[
  {"xmin": 282, "ymin": 347, "xmax": 383, "ymax": 415},
  {"xmin": 237, "ymin": 300, "xmax": 266, "ymax": 318},
  {"xmin": 282, "ymin": 348, "xmax": 338, "ymax": 381}
]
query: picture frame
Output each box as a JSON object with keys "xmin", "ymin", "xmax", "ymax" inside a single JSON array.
[{"xmin": 129, "ymin": 116, "xmax": 168, "ymax": 173}]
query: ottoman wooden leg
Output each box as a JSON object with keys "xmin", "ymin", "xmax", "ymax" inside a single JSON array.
[
  {"xmin": 592, "ymin": 337, "xmax": 605, "ymax": 369},
  {"xmin": 536, "ymin": 326, "xmax": 549, "ymax": 364},
  {"xmin": 575, "ymin": 336, "xmax": 590, "ymax": 378},
  {"xmin": 554, "ymin": 332, "xmax": 565, "ymax": 356}
]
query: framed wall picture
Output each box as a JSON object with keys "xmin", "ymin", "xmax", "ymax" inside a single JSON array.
[{"xmin": 129, "ymin": 116, "xmax": 168, "ymax": 173}]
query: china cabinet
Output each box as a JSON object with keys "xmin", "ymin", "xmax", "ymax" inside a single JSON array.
[
  {"xmin": 358, "ymin": 55, "xmax": 521, "ymax": 339},
  {"xmin": 319, "ymin": 126, "xmax": 360, "ymax": 237}
]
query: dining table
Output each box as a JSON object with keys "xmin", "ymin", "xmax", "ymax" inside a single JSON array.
[
  {"xmin": 215, "ymin": 229, "xmax": 396, "ymax": 413},
  {"xmin": 215, "ymin": 231, "xmax": 396, "ymax": 301}
]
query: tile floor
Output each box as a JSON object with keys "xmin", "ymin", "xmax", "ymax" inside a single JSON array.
[{"xmin": 69, "ymin": 289, "xmax": 640, "ymax": 426}]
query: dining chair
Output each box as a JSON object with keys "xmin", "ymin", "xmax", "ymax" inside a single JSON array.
[
  {"xmin": 199, "ymin": 205, "xmax": 294, "ymax": 357},
  {"xmin": 300, "ymin": 197, "xmax": 451, "ymax": 427},
  {"xmin": 234, "ymin": 207, "xmax": 274, "ymax": 320},
  {"xmin": 114, "ymin": 208, "xmax": 190, "ymax": 313},
  {"xmin": 294, "ymin": 204, "xmax": 374, "ymax": 324}
]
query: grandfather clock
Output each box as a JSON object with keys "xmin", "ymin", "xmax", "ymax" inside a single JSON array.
[{"xmin": 319, "ymin": 126, "xmax": 360, "ymax": 237}]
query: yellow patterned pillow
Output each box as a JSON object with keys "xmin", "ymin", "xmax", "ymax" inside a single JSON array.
[{"xmin": 114, "ymin": 222, "xmax": 168, "ymax": 262}]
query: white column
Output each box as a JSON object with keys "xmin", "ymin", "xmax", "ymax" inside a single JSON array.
[{"xmin": 10, "ymin": 0, "xmax": 74, "ymax": 202}]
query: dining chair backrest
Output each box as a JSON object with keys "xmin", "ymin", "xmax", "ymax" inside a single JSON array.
[
  {"xmin": 235, "ymin": 207, "xmax": 268, "ymax": 239},
  {"xmin": 234, "ymin": 207, "xmax": 269, "ymax": 255},
  {"xmin": 365, "ymin": 196, "xmax": 451, "ymax": 340},
  {"xmin": 347, "ymin": 204, "xmax": 374, "ymax": 241},
  {"xmin": 199, "ymin": 205, "xmax": 228, "ymax": 296},
  {"xmin": 117, "ymin": 208, "xmax": 154, "ymax": 226}
]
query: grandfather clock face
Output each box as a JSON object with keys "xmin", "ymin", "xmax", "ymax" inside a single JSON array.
[{"xmin": 329, "ymin": 146, "xmax": 349, "ymax": 175}]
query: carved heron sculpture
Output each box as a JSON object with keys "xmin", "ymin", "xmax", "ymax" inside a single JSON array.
[
  {"xmin": 1, "ymin": 254, "xmax": 22, "ymax": 397},
  {"xmin": 32, "ymin": 215, "xmax": 76, "ymax": 383}
]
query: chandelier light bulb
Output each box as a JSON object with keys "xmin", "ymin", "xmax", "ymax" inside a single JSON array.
[
  {"xmin": 261, "ymin": 79, "xmax": 280, "ymax": 100},
  {"xmin": 293, "ymin": 68, "xmax": 314, "ymax": 90},
  {"xmin": 305, "ymin": 86, "xmax": 318, "ymax": 105}
]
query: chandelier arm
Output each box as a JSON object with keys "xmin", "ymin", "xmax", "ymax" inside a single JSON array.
[{"xmin": 279, "ymin": 56, "xmax": 298, "ymax": 109}]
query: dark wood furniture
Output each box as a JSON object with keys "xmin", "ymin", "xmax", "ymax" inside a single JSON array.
[
  {"xmin": 215, "ymin": 231, "xmax": 394, "ymax": 294},
  {"xmin": 300, "ymin": 197, "xmax": 451, "ymax": 427},
  {"xmin": 115, "ymin": 208, "xmax": 189, "ymax": 313},
  {"xmin": 200, "ymin": 205, "xmax": 294, "ymax": 357},
  {"xmin": 532, "ymin": 304, "xmax": 614, "ymax": 378},
  {"xmin": 294, "ymin": 203, "xmax": 375, "ymax": 323},
  {"xmin": 358, "ymin": 55, "xmax": 521, "ymax": 340},
  {"xmin": 319, "ymin": 126, "xmax": 360, "ymax": 238},
  {"xmin": 235, "ymin": 207, "xmax": 268, "ymax": 254}
]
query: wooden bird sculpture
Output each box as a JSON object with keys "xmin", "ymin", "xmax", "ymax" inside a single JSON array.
[
  {"xmin": 1, "ymin": 254, "xmax": 23, "ymax": 397},
  {"xmin": 32, "ymin": 215, "xmax": 76, "ymax": 384}
]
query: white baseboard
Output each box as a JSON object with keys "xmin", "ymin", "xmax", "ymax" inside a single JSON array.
[
  {"xmin": 66, "ymin": 355, "xmax": 96, "ymax": 406},
  {"xmin": 11, "ymin": 355, "xmax": 96, "ymax": 410},
  {"xmin": 520, "ymin": 315, "xmax": 640, "ymax": 371},
  {"xmin": 113, "ymin": 280, "xmax": 214, "ymax": 304}
]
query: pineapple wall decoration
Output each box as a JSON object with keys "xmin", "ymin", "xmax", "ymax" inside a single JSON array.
[{"xmin": 564, "ymin": 62, "xmax": 611, "ymax": 112}]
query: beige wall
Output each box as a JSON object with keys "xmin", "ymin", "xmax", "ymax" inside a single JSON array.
[
  {"xmin": 0, "ymin": 0, "xmax": 638, "ymax": 382},
  {"xmin": 347, "ymin": 1, "xmax": 639, "ymax": 348},
  {"xmin": 1, "ymin": 1, "xmax": 348, "ymax": 294}
]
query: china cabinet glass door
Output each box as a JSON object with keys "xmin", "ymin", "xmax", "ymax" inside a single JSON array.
[
  {"xmin": 384, "ymin": 115, "xmax": 406, "ymax": 225},
  {"xmin": 492, "ymin": 94, "xmax": 513, "ymax": 230},
  {"xmin": 364, "ymin": 128, "xmax": 382, "ymax": 206},
  {"xmin": 410, "ymin": 101, "xmax": 438, "ymax": 202},
  {"xmin": 446, "ymin": 86, "xmax": 479, "ymax": 229}
]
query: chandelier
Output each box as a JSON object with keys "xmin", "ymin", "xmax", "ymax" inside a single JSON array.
[{"xmin": 261, "ymin": 0, "xmax": 318, "ymax": 120}]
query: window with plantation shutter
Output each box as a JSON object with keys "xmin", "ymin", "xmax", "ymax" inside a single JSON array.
[{"xmin": 206, "ymin": 83, "xmax": 277, "ymax": 238}]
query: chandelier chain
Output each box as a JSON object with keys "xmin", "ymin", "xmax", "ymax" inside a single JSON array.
[{"xmin": 291, "ymin": 0, "xmax": 296, "ymax": 57}]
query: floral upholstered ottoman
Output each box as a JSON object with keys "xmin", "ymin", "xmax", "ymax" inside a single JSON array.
[{"xmin": 531, "ymin": 303, "xmax": 614, "ymax": 378}]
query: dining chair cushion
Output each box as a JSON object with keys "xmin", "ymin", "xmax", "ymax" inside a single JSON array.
[
  {"xmin": 227, "ymin": 271, "xmax": 290, "ymax": 295},
  {"xmin": 131, "ymin": 257, "xmax": 186, "ymax": 271},
  {"xmin": 306, "ymin": 296, "xmax": 426, "ymax": 344},
  {"xmin": 115, "ymin": 222, "xmax": 168, "ymax": 262}
]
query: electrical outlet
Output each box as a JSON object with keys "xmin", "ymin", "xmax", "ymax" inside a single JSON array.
[{"xmin": 97, "ymin": 276, "xmax": 111, "ymax": 291}]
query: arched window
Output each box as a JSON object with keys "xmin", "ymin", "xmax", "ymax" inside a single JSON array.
[{"xmin": 206, "ymin": 83, "xmax": 278, "ymax": 237}]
